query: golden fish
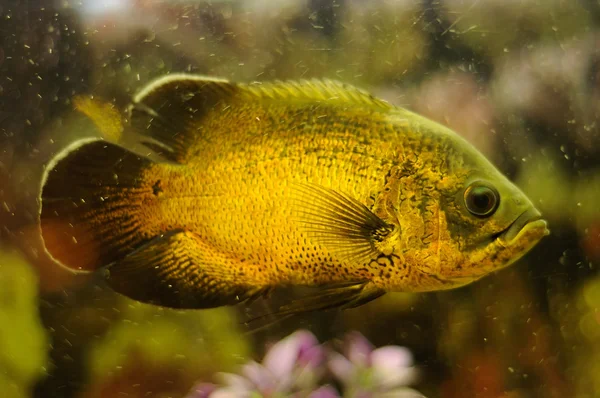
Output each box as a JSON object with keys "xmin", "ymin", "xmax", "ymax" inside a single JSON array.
[{"xmin": 39, "ymin": 75, "xmax": 549, "ymax": 313}]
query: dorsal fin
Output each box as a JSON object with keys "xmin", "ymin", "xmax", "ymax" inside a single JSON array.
[
  {"xmin": 238, "ymin": 79, "xmax": 393, "ymax": 110},
  {"xmin": 128, "ymin": 74, "xmax": 239, "ymax": 163},
  {"xmin": 128, "ymin": 74, "xmax": 393, "ymax": 163}
]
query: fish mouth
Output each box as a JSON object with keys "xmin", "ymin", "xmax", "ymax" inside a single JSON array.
[{"xmin": 498, "ymin": 207, "xmax": 550, "ymax": 244}]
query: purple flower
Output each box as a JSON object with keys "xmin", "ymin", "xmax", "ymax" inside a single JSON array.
[{"xmin": 328, "ymin": 332, "xmax": 421, "ymax": 397}]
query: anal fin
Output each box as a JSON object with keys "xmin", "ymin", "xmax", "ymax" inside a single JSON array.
[
  {"xmin": 274, "ymin": 281, "xmax": 385, "ymax": 314},
  {"xmin": 245, "ymin": 281, "xmax": 385, "ymax": 328},
  {"xmin": 105, "ymin": 230, "xmax": 266, "ymax": 309}
]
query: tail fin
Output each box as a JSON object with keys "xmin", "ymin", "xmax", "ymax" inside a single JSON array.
[{"xmin": 40, "ymin": 139, "xmax": 157, "ymax": 272}]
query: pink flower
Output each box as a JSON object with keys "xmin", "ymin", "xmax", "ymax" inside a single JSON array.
[
  {"xmin": 187, "ymin": 330, "xmax": 424, "ymax": 398},
  {"xmin": 189, "ymin": 330, "xmax": 325, "ymax": 397},
  {"xmin": 307, "ymin": 385, "xmax": 341, "ymax": 398},
  {"xmin": 328, "ymin": 332, "xmax": 422, "ymax": 397}
]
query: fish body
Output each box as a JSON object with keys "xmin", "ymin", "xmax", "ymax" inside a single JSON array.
[{"xmin": 39, "ymin": 75, "xmax": 549, "ymax": 311}]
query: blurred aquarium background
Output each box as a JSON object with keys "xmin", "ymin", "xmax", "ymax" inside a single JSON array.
[{"xmin": 0, "ymin": 0, "xmax": 599, "ymax": 397}]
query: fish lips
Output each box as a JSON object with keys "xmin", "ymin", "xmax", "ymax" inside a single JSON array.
[{"xmin": 499, "ymin": 207, "xmax": 550, "ymax": 244}]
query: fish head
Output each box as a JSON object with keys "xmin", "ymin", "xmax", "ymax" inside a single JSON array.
[
  {"xmin": 427, "ymin": 137, "xmax": 550, "ymax": 288},
  {"xmin": 382, "ymin": 112, "xmax": 550, "ymax": 291}
]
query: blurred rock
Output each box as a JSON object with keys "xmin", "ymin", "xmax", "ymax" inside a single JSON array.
[
  {"xmin": 440, "ymin": 0, "xmax": 591, "ymax": 59},
  {"xmin": 331, "ymin": 0, "xmax": 427, "ymax": 84},
  {"xmin": 0, "ymin": 4, "xmax": 92, "ymax": 158},
  {"xmin": 408, "ymin": 70, "xmax": 499, "ymax": 160},
  {"xmin": 491, "ymin": 34, "xmax": 599, "ymax": 155}
]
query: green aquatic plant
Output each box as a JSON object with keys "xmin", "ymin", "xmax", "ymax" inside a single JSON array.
[
  {"xmin": 85, "ymin": 302, "xmax": 251, "ymax": 397},
  {"xmin": 0, "ymin": 250, "xmax": 48, "ymax": 398}
]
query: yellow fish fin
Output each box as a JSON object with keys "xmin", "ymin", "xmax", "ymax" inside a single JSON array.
[
  {"xmin": 246, "ymin": 282, "xmax": 385, "ymax": 327},
  {"xmin": 239, "ymin": 79, "xmax": 393, "ymax": 111},
  {"xmin": 105, "ymin": 230, "xmax": 270, "ymax": 309},
  {"xmin": 40, "ymin": 139, "xmax": 154, "ymax": 272},
  {"xmin": 292, "ymin": 183, "xmax": 395, "ymax": 265},
  {"xmin": 128, "ymin": 74, "xmax": 238, "ymax": 164},
  {"xmin": 73, "ymin": 96, "xmax": 124, "ymax": 142}
]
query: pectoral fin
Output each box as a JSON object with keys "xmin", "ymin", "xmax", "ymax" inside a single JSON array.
[
  {"xmin": 292, "ymin": 183, "xmax": 394, "ymax": 265},
  {"xmin": 105, "ymin": 230, "xmax": 267, "ymax": 309}
]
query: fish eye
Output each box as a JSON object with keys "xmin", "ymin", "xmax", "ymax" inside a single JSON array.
[{"xmin": 463, "ymin": 182, "xmax": 500, "ymax": 217}]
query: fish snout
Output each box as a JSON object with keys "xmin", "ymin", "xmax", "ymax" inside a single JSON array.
[{"xmin": 501, "ymin": 207, "xmax": 549, "ymax": 244}]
